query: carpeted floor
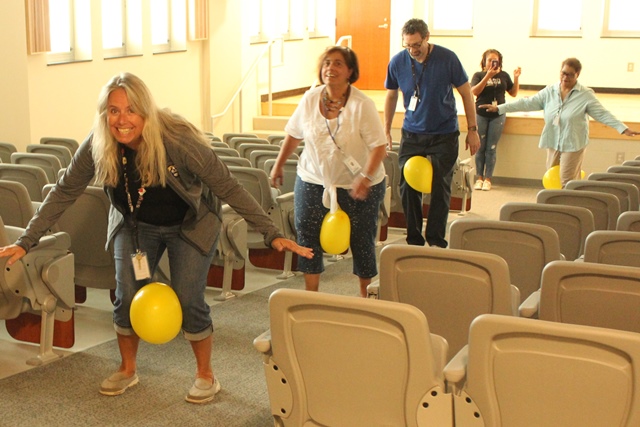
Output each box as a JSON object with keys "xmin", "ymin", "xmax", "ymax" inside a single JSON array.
[{"xmin": 0, "ymin": 255, "xmax": 360, "ymax": 427}]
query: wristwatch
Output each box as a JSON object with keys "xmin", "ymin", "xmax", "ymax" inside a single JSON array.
[{"xmin": 467, "ymin": 125, "xmax": 478, "ymax": 132}]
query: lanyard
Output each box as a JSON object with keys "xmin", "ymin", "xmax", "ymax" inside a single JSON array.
[
  {"xmin": 322, "ymin": 98, "xmax": 344, "ymax": 153},
  {"xmin": 410, "ymin": 44, "xmax": 431, "ymax": 99},
  {"xmin": 121, "ymin": 148, "xmax": 146, "ymax": 251}
]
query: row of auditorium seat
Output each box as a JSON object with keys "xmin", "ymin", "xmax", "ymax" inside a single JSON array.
[{"xmin": 254, "ymin": 156, "xmax": 640, "ymax": 426}]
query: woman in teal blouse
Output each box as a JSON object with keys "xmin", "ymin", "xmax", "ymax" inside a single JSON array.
[{"xmin": 481, "ymin": 57, "xmax": 638, "ymax": 187}]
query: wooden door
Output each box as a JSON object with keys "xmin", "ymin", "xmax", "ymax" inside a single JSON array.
[{"xmin": 336, "ymin": 0, "xmax": 391, "ymax": 90}]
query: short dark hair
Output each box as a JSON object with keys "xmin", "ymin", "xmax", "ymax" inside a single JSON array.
[
  {"xmin": 562, "ymin": 57, "xmax": 582, "ymax": 74},
  {"xmin": 402, "ymin": 19, "xmax": 429, "ymax": 38},
  {"xmin": 317, "ymin": 46, "xmax": 360, "ymax": 84}
]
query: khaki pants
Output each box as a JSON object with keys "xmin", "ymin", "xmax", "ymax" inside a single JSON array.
[{"xmin": 546, "ymin": 147, "xmax": 587, "ymax": 188}]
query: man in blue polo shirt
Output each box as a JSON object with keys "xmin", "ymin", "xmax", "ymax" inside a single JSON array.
[{"xmin": 384, "ymin": 18, "xmax": 480, "ymax": 247}]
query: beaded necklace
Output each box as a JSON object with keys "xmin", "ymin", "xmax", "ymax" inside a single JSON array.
[{"xmin": 322, "ymin": 86, "xmax": 348, "ymax": 112}]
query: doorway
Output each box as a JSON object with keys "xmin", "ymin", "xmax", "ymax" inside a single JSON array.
[{"xmin": 335, "ymin": 0, "xmax": 391, "ymax": 90}]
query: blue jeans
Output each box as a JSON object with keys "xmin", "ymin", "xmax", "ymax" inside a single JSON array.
[
  {"xmin": 112, "ymin": 220, "xmax": 216, "ymax": 341},
  {"xmin": 293, "ymin": 176, "xmax": 386, "ymax": 278},
  {"xmin": 399, "ymin": 129, "xmax": 459, "ymax": 247},
  {"xmin": 475, "ymin": 114, "xmax": 506, "ymax": 179}
]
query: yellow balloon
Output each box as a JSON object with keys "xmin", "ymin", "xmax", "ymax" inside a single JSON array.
[
  {"xmin": 542, "ymin": 165, "xmax": 562, "ymax": 189},
  {"xmin": 403, "ymin": 156, "xmax": 433, "ymax": 193},
  {"xmin": 130, "ymin": 282, "xmax": 182, "ymax": 344},
  {"xmin": 320, "ymin": 209, "xmax": 350, "ymax": 255}
]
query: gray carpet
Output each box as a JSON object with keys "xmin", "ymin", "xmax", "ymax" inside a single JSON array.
[{"xmin": 0, "ymin": 256, "xmax": 360, "ymax": 427}]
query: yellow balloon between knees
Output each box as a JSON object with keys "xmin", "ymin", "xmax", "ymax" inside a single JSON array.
[
  {"xmin": 542, "ymin": 165, "xmax": 562, "ymax": 189},
  {"xmin": 403, "ymin": 156, "xmax": 433, "ymax": 193},
  {"xmin": 320, "ymin": 209, "xmax": 351, "ymax": 255},
  {"xmin": 130, "ymin": 282, "xmax": 182, "ymax": 344},
  {"xmin": 542, "ymin": 166, "xmax": 587, "ymax": 189}
]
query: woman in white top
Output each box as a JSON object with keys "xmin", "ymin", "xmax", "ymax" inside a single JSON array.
[{"xmin": 270, "ymin": 46, "xmax": 387, "ymax": 297}]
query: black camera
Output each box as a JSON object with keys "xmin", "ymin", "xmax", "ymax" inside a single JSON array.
[{"xmin": 491, "ymin": 60, "xmax": 499, "ymax": 68}]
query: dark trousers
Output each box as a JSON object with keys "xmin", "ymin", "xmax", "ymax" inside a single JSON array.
[{"xmin": 398, "ymin": 129, "xmax": 459, "ymax": 247}]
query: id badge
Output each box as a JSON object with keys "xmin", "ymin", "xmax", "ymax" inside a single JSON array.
[
  {"xmin": 408, "ymin": 95, "xmax": 418, "ymax": 111},
  {"xmin": 343, "ymin": 154, "xmax": 362, "ymax": 175},
  {"xmin": 492, "ymin": 100, "xmax": 498, "ymax": 107},
  {"xmin": 553, "ymin": 114, "xmax": 560, "ymax": 126},
  {"xmin": 131, "ymin": 251, "xmax": 151, "ymax": 281}
]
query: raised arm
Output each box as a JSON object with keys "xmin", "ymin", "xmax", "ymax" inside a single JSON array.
[
  {"xmin": 471, "ymin": 68, "xmax": 499, "ymax": 97},
  {"xmin": 508, "ymin": 67, "xmax": 522, "ymax": 97}
]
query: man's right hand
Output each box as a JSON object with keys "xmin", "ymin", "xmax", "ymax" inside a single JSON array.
[{"xmin": 385, "ymin": 133, "xmax": 394, "ymax": 151}]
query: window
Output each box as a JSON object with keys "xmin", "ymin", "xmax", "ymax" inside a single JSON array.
[
  {"xmin": 102, "ymin": 0, "xmax": 126, "ymax": 57},
  {"xmin": 248, "ymin": 0, "xmax": 331, "ymax": 43},
  {"xmin": 262, "ymin": 0, "xmax": 289, "ymax": 41},
  {"xmin": 47, "ymin": 0, "xmax": 91, "ymax": 64},
  {"xmin": 289, "ymin": 0, "xmax": 305, "ymax": 40},
  {"xmin": 48, "ymin": 0, "xmax": 73, "ymax": 62},
  {"xmin": 602, "ymin": 0, "xmax": 640, "ymax": 37},
  {"xmin": 151, "ymin": 0, "xmax": 169, "ymax": 49},
  {"xmin": 102, "ymin": 0, "xmax": 143, "ymax": 59},
  {"xmin": 151, "ymin": 0, "xmax": 186, "ymax": 53},
  {"xmin": 307, "ymin": 0, "xmax": 317, "ymax": 36},
  {"xmin": 307, "ymin": 0, "xmax": 331, "ymax": 38},
  {"xmin": 531, "ymin": 0, "xmax": 582, "ymax": 37},
  {"xmin": 424, "ymin": 0, "xmax": 474, "ymax": 36}
]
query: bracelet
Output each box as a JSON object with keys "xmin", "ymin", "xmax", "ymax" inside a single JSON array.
[
  {"xmin": 467, "ymin": 125, "xmax": 478, "ymax": 132},
  {"xmin": 360, "ymin": 172, "xmax": 374, "ymax": 181}
]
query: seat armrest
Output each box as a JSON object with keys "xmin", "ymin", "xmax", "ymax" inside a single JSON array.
[
  {"xmin": 519, "ymin": 290, "xmax": 540, "ymax": 318},
  {"xmin": 275, "ymin": 191, "xmax": 294, "ymax": 204},
  {"xmin": 270, "ymin": 187, "xmax": 281, "ymax": 201},
  {"xmin": 430, "ymin": 333, "xmax": 449, "ymax": 377},
  {"xmin": 253, "ymin": 329, "xmax": 272, "ymax": 354},
  {"xmin": 444, "ymin": 345, "xmax": 469, "ymax": 391},
  {"xmin": 4, "ymin": 225, "xmax": 26, "ymax": 242},
  {"xmin": 510, "ymin": 284, "xmax": 521, "ymax": 316},
  {"xmin": 366, "ymin": 280, "xmax": 379, "ymax": 298}
]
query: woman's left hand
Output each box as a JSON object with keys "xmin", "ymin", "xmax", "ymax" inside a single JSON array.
[
  {"xmin": 271, "ymin": 237, "xmax": 314, "ymax": 259},
  {"xmin": 513, "ymin": 67, "xmax": 522, "ymax": 78},
  {"xmin": 350, "ymin": 174, "xmax": 371, "ymax": 200},
  {"xmin": 623, "ymin": 128, "xmax": 640, "ymax": 137}
]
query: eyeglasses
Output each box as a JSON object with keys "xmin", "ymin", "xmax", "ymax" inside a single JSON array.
[
  {"xmin": 402, "ymin": 39, "xmax": 424, "ymax": 50},
  {"xmin": 561, "ymin": 71, "xmax": 576, "ymax": 78}
]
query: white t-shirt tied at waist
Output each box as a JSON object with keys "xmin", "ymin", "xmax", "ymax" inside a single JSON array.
[{"xmin": 285, "ymin": 85, "xmax": 387, "ymax": 191}]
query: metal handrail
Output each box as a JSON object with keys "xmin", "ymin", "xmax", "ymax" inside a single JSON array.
[
  {"xmin": 336, "ymin": 35, "xmax": 352, "ymax": 47},
  {"xmin": 210, "ymin": 35, "xmax": 351, "ymax": 132},
  {"xmin": 210, "ymin": 36, "xmax": 283, "ymax": 130}
]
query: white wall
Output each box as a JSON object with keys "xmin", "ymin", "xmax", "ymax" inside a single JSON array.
[
  {"xmin": 209, "ymin": 1, "xmax": 332, "ymax": 135},
  {"xmin": 2, "ymin": 1, "xmax": 204, "ymax": 151},
  {"xmin": 399, "ymin": 0, "xmax": 639, "ymax": 89},
  {"xmin": 0, "ymin": 1, "xmax": 32, "ymax": 148}
]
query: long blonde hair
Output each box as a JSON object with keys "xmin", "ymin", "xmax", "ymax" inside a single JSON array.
[{"xmin": 92, "ymin": 72, "xmax": 209, "ymax": 187}]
